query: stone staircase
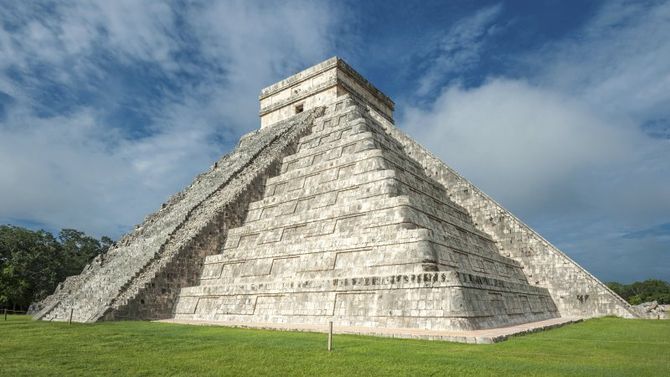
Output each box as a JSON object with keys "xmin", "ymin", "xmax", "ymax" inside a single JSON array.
[{"xmin": 33, "ymin": 107, "xmax": 324, "ymax": 322}]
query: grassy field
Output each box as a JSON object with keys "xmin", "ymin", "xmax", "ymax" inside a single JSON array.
[{"xmin": 1, "ymin": 316, "xmax": 668, "ymax": 376}]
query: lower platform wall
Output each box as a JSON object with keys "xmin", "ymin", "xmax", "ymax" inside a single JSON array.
[{"xmin": 174, "ymin": 271, "xmax": 558, "ymax": 331}]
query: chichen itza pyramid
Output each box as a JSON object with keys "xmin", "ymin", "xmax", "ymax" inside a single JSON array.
[{"xmin": 33, "ymin": 57, "xmax": 638, "ymax": 339}]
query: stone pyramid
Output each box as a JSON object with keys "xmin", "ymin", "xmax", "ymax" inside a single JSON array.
[{"xmin": 34, "ymin": 57, "xmax": 637, "ymax": 332}]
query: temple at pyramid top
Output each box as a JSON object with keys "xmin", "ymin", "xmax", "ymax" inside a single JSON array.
[{"xmin": 259, "ymin": 57, "xmax": 395, "ymax": 128}]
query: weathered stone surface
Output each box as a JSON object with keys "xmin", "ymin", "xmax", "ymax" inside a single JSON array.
[
  {"xmin": 35, "ymin": 57, "xmax": 637, "ymax": 331},
  {"xmin": 259, "ymin": 57, "xmax": 394, "ymax": 128},
  {"xmin": 633, "ymin": 301, "xmax": 669, "ymax": 319},
  {"xmin": 173, "ymin": 95, "xmax": 559, "ymax": 330}
]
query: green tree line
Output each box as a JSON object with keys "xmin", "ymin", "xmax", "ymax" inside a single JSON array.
[
  {"xmin": 607, "ymin": 279, "xmax": 670, "ymax": 305},
  {"xmin": 0, "ymin": 225, "xmax": 112, "ymax": 311}
]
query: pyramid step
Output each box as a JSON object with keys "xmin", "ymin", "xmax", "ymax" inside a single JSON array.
[
  {"xmin": 224, "ymin": 195, "xmax": 412, "ymax": 246},
  {"xmin": 294, "ymin": 118, "xmax": 364, "ymax": 152},
  {"xmin": 210, "ymin": 231, "xmax": 524, "ymax": 284},
  {"xmin": 246, "ymin": 169, "xmax": 397, "ymax": 213},
  {"xmin": 296, "ymin": 106, "xmax": 365, "ymax": 141},
  {"xmin": 218, "ymin": 226, "xmax": 431, "ymax": 260},
  {"xmin": 179, "ymin": 270, "xmax": 550, "ymax": 302},
  {"xmin": 266, "ymin": 149, "xmax": 387, "ymax": 188},
  {"xmin": 281, "ymin": 129, "xmax": 374, "ymax": 174}
]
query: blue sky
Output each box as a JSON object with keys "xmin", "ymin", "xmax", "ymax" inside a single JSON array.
[{"xmin": 0, "ymin": 0, "xmax": 668, "ymax": 283}]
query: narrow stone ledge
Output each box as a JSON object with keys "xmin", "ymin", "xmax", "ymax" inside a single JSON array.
[{"xmin": 157, "ymin": 316, "xmax": 582, "ymax": 344}]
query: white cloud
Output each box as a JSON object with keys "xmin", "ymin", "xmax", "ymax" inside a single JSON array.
[
  {"xmin": 0, "ymin": 102, "xmax": 221, "ymax": 235},
  {"xmin": 404, "ymin": 79, "xmax": 639, "ymax": 213},
  {"xmin": 0, "ymin": 1, "xmax": 345, "ymax": 237},
  {"xmin": 182, "ymin": 0, "xmax": 340, "ymax": 131},
  {"xmin": 401, "ymin": 0, "xmax": 670, "ymax": 281}
]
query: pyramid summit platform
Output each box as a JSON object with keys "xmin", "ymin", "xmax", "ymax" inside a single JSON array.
[{"xmin": 33, "ymin": 57, "xmax": 638, "ymax": 338}]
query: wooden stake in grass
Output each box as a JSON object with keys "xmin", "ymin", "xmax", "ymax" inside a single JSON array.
[
  {"xmin": 3, "ymin": 309, "xmax": 6, "ymax": 321},
  {"xmin": 327, "ymin": 321, "xmax": 333, "ymax": 352},
  {"xmin": 69, "ymin": 308, "xmax": 74, "ymax": 325}
]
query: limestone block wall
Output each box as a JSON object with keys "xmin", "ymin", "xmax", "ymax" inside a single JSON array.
[
  {"xmin": 34, "ymin": 108, "xmax": 324, "ymax": 322},
  {"xmin": 365, "ymin": 106, "xmax": 637, "ymax": 319}
]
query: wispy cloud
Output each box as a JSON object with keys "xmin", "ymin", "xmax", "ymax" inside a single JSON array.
[
  {"xmin": 415, "ymin": 4, "xmax": 502, "ymax": 96},
  {"xmin": 623, "ymin": 223, "xmax": 670, "ymax": 240},
  {"xmin": 0, "ymin": 1, "xmax": 345, "ymax": 237},
  {"xmin": 530, "ymin": 0, "xmax": 670, "ymax": 125}
]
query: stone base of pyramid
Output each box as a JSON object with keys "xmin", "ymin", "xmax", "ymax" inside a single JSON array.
[{"xmin": 157, "ymin": 316, "xmax": 581, "ymax": 344}]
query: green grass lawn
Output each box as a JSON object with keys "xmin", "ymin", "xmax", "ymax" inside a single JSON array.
[{"xmin": 1, "ymin": 316, "xmax": 668, "ymax": 377}]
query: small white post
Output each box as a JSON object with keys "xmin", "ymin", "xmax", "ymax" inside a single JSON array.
[{"xmin": 327, "ymin": 321, "xmax": 333, "ymax": 352}]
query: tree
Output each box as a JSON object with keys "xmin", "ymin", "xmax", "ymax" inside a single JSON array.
[
  {"xmin": 607, "ymin": 279, "xmax": 670, "ymax": 305},
  {"xmin": 58, "ymin": 229, "xmax": 105, "ymax": 277},
  {"xmin": 0, "ymin": 225, "xmax": 111, "ymax": 310},
  {"xmin": 0, "ymin": 226, "xmax": 62, "ymax": 309}
]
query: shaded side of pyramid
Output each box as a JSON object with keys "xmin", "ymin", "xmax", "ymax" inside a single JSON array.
[
  {"xmin": 365, "ymin": 102, "xmax": 637, "ymax": 319},
  {"xmin": 33, "ymin": 108, "xmax": 324, "ymax": 322}
]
